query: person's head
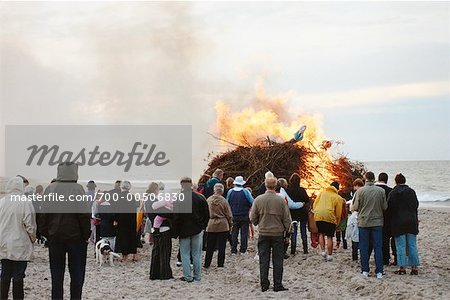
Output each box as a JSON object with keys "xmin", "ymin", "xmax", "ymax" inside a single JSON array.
[
  {"xmin": 378, "ymin": 172, "xmax": 388, "ymax": 184},
  {"xmin": 353, "ymin": 178, "xmax": 364, "ymax": 191},
  {"xmin": 120, "ymin": 180, "xmax": 131, "ymax": 191},
  {"xmin": 146, "ymin": 182, "xmax": 159, "ymax": 195},
  {"xmin": 394, "ymin": 173, "xmax": 406, "ymax": 185},
  {"xmin": 265, "ymin": 177, "xmax": 278, "ymax": 191},
  {"xmin": 214, "ymin": 183, "xmax": 224, "ymax": 196},
  {"xmin": 233, "ymin": 176, "xmax": 246, "ymax": 187},
  {"xmin": 158, "ymin": 181, "xmax": 165, "ymax": 191},
  {"xmin": 265, "ymin": 171, "xmax": 274, "ymax": 179},
  {"xmin": 225, "ymin": 177, "xmax": 234, "ymax": 188},
  {"xmin": 180, "ymin": 176, "xmax": 193, "ymax": 192},
  {"xmin": 278, "ymin": 178, "xmax": 288, "ymax": 189},
  {"xmin": 246, "ymin": 187, "xmax": 253, "ymax": 196},
  {"xmin": 114, "ymin": 180, "xmax": 121, "ymax": 190},
  {"xmin": 364, "ymin": 171, "xmax": 375, "ymax": 182},
  {"xmin": 35, "ymin": 185, "xmax": 44, "ymax": 195},
  {"xmin": 289, "ymin": 173, "xmax": 301, "ymax": 187},
  {"xmin": 213, "ymin": 168, "xmax": 224, "ymax": 180},
  {"xmin": 24, "ymin": 186, "xmax": 35, "ymax": 197},
  {"xmin": 198, "ymin": 174, "xmax": 211, "ymax": 186},
  {"xmin": 17, "ymin": 175, "xmax": 29, "ymax": 187},
  {"xmin": 87, "ymin": 180, "xmax": 96, "ymax": 191},
  {"xmin": 330, "ymin": 181, "xmax": 340, "ymax": 191}
]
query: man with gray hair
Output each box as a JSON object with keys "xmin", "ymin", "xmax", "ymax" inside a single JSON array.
[
  {"xmin": 204, "ymin": 183, "xmax": 233, "ymax": 268},
  {"xmin": 251, "ymin": 177, "xmax": 291, "ymax": 292}
]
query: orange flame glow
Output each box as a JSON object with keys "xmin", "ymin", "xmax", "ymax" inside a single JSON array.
[{"xmin": 213, "ymin": 84, "xmax": 336, "ymax": 194}]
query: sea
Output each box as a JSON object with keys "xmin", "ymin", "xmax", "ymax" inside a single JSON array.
[
  {"xmin": 364, "ymin": 160, "xmax": 450, "ymax": 207},
  {"xmin": 1, "ymin": 160, "xmax": 449, "ymax": 207}
]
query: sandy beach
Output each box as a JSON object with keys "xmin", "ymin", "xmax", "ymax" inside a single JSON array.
[{"xmin": 16, "ymin": 206, "xmax": 449, "ymax": 300}]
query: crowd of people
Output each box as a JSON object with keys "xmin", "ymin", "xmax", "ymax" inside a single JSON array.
[{"xmin": 0, "ymin": 162, "xmax": 421, "ymax": 299}]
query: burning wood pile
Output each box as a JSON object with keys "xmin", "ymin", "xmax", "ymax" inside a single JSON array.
[{"xmin": 204, "ymin": 140, "xmax": 365, "ymax": 195}]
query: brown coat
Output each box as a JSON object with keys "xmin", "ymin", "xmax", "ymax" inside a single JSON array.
[
  {"xmin": 206, "ymin": 194, "xmax": 233, "ymax": 233},
  {"xmin": 250, "ymin": 190, "xmax": 292, "ymax": 237}
]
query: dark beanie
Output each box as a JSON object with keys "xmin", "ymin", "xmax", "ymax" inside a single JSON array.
[{"xmin": 330, "ymin": 181, "xmax": 340, "ymax": 190}]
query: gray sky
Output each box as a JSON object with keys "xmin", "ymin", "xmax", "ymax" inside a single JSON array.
[{"xmin": 1, "ymin": 2, "xmax": 449, "ymax": 178}]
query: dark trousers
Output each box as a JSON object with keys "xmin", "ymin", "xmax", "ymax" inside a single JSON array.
[
  {"xmin": 48, "ymin": 240, "xmax": 88, "ymax": 300},
  {"xmin": 289, "ymin": 221, "xmax": 308, "ymax": 254},
  {"xmin": 382, "ymin": 233, "xmax": 397, "ymax": 265},
  {"xmin": 0, "ymin": 260, "xmax": 27, "ymax": 300},
  {"xmin": 150, "ymin": 230, "xmax": 173, "ymax": 280},
  {"xmin": 204, "ymin": 231, "xmax": 228, "ymax": 268},
  {"xmin": 231, "ymin": 218, "xmax": 249, "ymax": 254},
  {"xmin": 258, "ymin": 235, "xmax": 284, "ymax": 290},
  {"xmin": 352, "ymin": 241, "xmax": 359, "ymax": 261},
  {"xmin": 336, "ymin": 230, "xmax": 348, "ymax": 248}
]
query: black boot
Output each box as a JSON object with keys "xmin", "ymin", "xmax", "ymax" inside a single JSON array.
[
  {"xmin": 302, "ymin": 240, "xmax": 308, "ymax": 254},
  {"xmin": 343, "ymin": 239, "xmax": 348, "ymax": 250},
  {"xmin": 1, "ymin": 280, "xmax": 11, "ymax": 300},
  {"xmin": 12, "ymin": 280, "xmax": 24, "ymax": 300}
]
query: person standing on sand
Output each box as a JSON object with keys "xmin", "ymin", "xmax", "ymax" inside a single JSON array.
[
  {"xmin": 39, "ymin": 162, "xmax": 91, "ymax": 300},
  {"xmin": 0, "ymin": 176, "xmax": 36, "ymax": 300},
  {"xmin": 313, "ymin": 182, "xmax": 343, "ymax": 262},
  {"xmin": 251, "ymin": 177, "xmax": 292, "ymax": 292},
  {"xmin": 388, "ymin": 173, "xmax": 420, "ymax": 276},
  {"xmin": 203, "ymin": 169, "xmax": 224, "ymax": 199},
  {"xmin": 115, "ymin": 181, "xmax": 139, "ymax": 262},
  {"xmin": 286, "ymin": 173, "xmax": 310, "ymax": 255},
  {"xmin": 204, "ymin": 183, "xmax": 233, "ymax": 268},
  {"xmin": 148, "ymin": 182, "xmax": 174, "ymax": 280},
  {"xmin": 173, "ymin": 177, "xmax": 209, "ymax": 282},
  {"xmin": 226, "ymin": 176, "xmax": 254, "ymax": 255},
  {"xmin": 375, "ymin": 172, "xmax": 396, "ymax": 266},
  {"xmin": 353, "ymin": 171, "xmax": 387, "ymax": 279},
  {"xmin": 346, "ymin": 179, "xmax": 364, "ymax": 261}
]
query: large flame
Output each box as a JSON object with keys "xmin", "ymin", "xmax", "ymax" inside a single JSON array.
[{"xmin": 213, "ymin": 84, "xmax": 336, "ymax": 195}]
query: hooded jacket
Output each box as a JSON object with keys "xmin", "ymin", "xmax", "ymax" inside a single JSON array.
[
  {"xmin": 388, "ymin": 184, "xmax": 419, "ymax": 237},
  {"xmin": 313, "ymin": 186, "xmax": 343, "ymax": 225},
  {"xmin": 38, "ymin": 163, "xmax": 91, "ymax": 242},
  {"xmin": 206, "ymin": 194, "xmax": 233, "ymax": 232},
  {"xmin": 0, "ymin": 177, "xmax": 36, "ymax": 261}
]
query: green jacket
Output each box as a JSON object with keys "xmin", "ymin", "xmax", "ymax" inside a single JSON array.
[{"xmin": 353, "ymin": 181, "xmax": 387, "ymax": 227}]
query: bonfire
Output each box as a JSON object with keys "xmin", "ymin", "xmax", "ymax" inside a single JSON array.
[{"xmin": 202, "ymin": 87, "xmax": 366, "ymax": 196}]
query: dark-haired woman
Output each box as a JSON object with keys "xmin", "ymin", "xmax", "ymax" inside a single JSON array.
[
  {"xmin": 286, "ymin": 173, "xmax": 310, "ymax": 255},
  {"xmin": 388, "ymin": 173, "xmax": 420, "ymax": 275}
]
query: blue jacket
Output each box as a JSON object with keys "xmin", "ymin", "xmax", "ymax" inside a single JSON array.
[{"xmin": 226, "ymin": 187, "xmax": 254, "ymax": 217}]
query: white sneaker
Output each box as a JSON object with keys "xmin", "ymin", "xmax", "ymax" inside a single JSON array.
[
  {"xmin": 326, "ymin": 255, "xmax": 333, "ymax": 262},
  {"xmin": 376, "ymin": 273, "xmax": 383, "ymax": 279},
  {"xmin": 320, "ymin": 251, "xmax": 326, "ymax": 258},
  {"xmin": 176, "ymin": 261, "xmax": 182, "ymax": 267},
  {"xmin": 254, "ymin": 254, "xmax": 259, "ymax": 260},
  {"xmin": 362, "ymin": 271, "xmax": 369, "ymax": 278},
  {"xmin": 240, "ymin": 252, "xmax": 248, "ymax": 256}
]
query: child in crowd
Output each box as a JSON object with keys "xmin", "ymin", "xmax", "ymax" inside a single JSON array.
[{"xmin": 346, "ymin": 179, "xmax": 364, "ymax": 261}]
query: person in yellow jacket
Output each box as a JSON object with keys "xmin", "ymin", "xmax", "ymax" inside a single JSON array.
[{"xmin": 313, "ymin": 181, "xmax": 343, "ymax": 261}]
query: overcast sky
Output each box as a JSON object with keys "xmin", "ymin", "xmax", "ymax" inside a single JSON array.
[{"xmin": 1, "ymin": 2, "xmax": 449, "ymax": 177}]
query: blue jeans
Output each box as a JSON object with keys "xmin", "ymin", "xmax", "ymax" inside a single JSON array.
[
  {"xmin": 231, "ymin": 217, "xmax": 249, "ymax": 254},
  {"xmin": 48, "ymin": 239, "xmax": 88, "ymax": 300},
  {"xmin": 359, "ymin": 226, "xmax": 383, "ymax": 274},
  {"xmin": 290, "ymin": 220, "xmax": 307, "ymax": 254},
  {"xmin": 179, "ymin": 231, "xmax": 203, "ymax": 281},
  {"xmin": 395, "ymin": 234, "xmax": 420, "ymax": 267}
]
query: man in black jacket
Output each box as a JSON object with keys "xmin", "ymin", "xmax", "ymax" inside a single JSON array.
[
  {"xmin": 39, "ymin": 162, "xmax": 91, "ymax": 300},
  {"xmin": 376, "ymin": 172, "xmax": 396, "ymax": 266},
  {"xmin": 173, "ymin": 177, "xmax": 209, "ymax": 282}
]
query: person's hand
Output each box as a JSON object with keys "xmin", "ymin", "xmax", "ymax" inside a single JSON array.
[{"xmin": 113, "ymin": 221, "xmax": 118, "ymax": 226}]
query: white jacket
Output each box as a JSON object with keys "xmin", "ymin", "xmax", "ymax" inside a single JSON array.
[
  {"xmin": 345, "ymin": 211, "xmax": 359, "ymax": 242},
  {"xmin": 0, "ymin": 177, "xmax": 36, "ymax": 261}
]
